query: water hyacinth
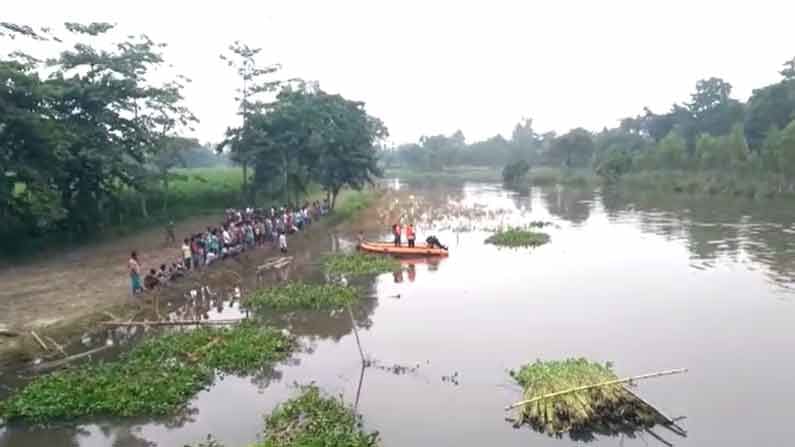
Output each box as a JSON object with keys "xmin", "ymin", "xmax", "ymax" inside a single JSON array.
[
  {"xmin": 246, "ymin": 282, "xmax": 358, "ymax": 311},
  {"xmin": 258, "ymin": 385, "xmax": 379, "ymax": 447},
  {"xmin": 322, "ymin": 253, "xmax": 400, "ymax": 276},
  {"xmin": 485, "ymin": 228, "xmax": 550, "ymax": 247},
  {"xmin": 0, "ymin": 324, "xmax": 295, "ymax": 423},
  {"xmin": 509, "ymin": 358, "xmax": 657, "ymax": 437}
]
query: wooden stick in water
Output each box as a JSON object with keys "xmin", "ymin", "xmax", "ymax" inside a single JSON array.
[
  {"xmin": 505, "ymin": 368, "xmax": 688, "ymax": 410},
  {"xmin": 31, "ymin": 345, "xmax": 113, "ymax": 373},
  {"xmin": 101, "ymin": 319, "xmax": 244, "ymax": 327},
  {"xmin": 30, "ymin": 331, "xmax": 50, "ymax": 352},
  {"xmin": 44, "ymin": 335, "xmax": 68, "ymax": 358}
]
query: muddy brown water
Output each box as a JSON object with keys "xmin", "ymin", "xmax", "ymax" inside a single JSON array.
[{"xmin": 2, "ymin": 180, "xmax": 795, "ymax": 446}]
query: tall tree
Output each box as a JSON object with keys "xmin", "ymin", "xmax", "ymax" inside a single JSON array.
[{"xmin": 220, "ymin": 42, "xmax": 282, "ymax": 202}]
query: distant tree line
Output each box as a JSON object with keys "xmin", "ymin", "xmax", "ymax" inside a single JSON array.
[
  {"xmin": 0, "ymin": 23, "xmax": 386, "ymax": 252},
  {"xmin": 388, "ymin": 57, "xmax": 795, "ymax": 189}
]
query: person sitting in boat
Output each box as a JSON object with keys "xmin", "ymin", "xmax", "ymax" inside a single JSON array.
[{"xmin": 426, "ymin": 235, "xmax": 448, "ymax": 251}]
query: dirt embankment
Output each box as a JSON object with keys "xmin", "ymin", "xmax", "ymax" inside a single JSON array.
[
  {"xmin": 0, "ymin": 215, "xmax": 225, "ymax": 365},
  {"xmin": 0, "ymin": 191, "xmax": 389, "ymax": 368}
]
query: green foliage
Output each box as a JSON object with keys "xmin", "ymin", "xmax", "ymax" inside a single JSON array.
[
  {"xmin": 256, "ymin": 385, "xmax": 379, "ymax": 447},
  {"xmin": 509, "ymin": 358, "xmax": 656, "ymax": 435},
  {"xmin": 0, "ymin": 324, "xmax": 294, "ymax": 423},
  {"xmin": 322, "ymin": 253, "xmax": 400, "ymax": 276},
  {"xmin": 485, "ymin": 228, "xmax": 550, "ymax": 248},
  {"xmin": 502, "ymin": 160, "xmax": 530, "ymax": 185},
  {"xmin": 595, "ymin": 148, "xmax": 633, "ymax": 182},
  {"xmin": 246, "ymin": 283, "xmax": 358, "ymax": 311}
]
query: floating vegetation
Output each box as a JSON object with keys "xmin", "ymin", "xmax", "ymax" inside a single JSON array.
[
  {"xmin": 507, "ymin": 359, "xmax": 679, "ymax": 438},
  {"xmin": 323, "ymin": 253, "xmax": 400, "ymax": 276},
  {"xmin": 259, "ymin": 385, "xmax": 379, "ymax": 447},
  {"xmin": 0, "ymin": 324, "xmax": 294, "ymax": 423},
  {"xmin": 485, "ymin": 228, "xmax": 550, "ymax": 247},
  {"xmin": 246, "ymin": 282, "xmax": 358, "ymax": 311}
]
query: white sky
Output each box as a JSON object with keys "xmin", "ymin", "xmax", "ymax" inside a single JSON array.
[{"xmin": 5, "ymin": 0, "xmax": 795, "ymax": 145}]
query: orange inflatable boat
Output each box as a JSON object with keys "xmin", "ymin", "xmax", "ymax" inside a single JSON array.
[{"xmin": 359, "ymin": 241, "xmax": 449, "ymax": 257}]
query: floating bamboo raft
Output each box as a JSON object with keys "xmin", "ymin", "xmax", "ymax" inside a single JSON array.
[{"xmin": 507, "ymin": 359, "xmax": 687, "ymax": 438}]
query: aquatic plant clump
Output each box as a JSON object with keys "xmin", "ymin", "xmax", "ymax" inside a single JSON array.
[
  {"xmin": 322, "ymin": 253, "xmax": 400, "ymax": 276},
  {"xmin": 509, "ymin": 358, "xmax": 656, "ymax": 436},
  {"xmin": 247, "ymin": 282, "xmax": 358, "ymax": 311},
  {"xmin": 258, "ymin": 385, "xmax": 379, "ymax": 447},
  {"xmin": 485, "ymin": 228, "xmax": 550, "ymax": 247},
  {"xmin": 0, "ymin": 324, "xmax": 294, "ymax": 423}
]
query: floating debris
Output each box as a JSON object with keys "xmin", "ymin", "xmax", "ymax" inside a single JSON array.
[
  {"xmin": 322, "ymin": 253, "xmax": 400, "ymax": 276},
  {"xmin": 485, "ymin": 228, "xmax": 550, "ymax": 248},
  {"xmin": 262, "ymin": 385, "xmax": 379, "ymax": 447},
  {"xmin": 246, "ymin": 282, "xmax": 358, "ymax": 311},
  {"xmin": 507, "ymin": 359, "xmax": 686, "ymax": 438}
]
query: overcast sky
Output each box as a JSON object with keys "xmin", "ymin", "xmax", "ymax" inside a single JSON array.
[{"xmin": 6, "ymin": 0, "xmax": 795, "ymax": 145}]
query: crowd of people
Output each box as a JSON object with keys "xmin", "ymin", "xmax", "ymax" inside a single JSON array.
[{"xmin": 128, "ymin": 200, "xmax": 331, "ymax": 295}]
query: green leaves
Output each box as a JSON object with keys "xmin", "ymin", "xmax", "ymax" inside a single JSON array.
[
  {"xmin": 246, "ymin": 282, "xmax": 358, "ymax": 312},
  {"xmin": 485, "ymin": 228, "xmax": 550, "ymax": 248},
  {"xmin": 322, "ymin": 253, "xmax": 400, "ymax": 276},
  {"xmin": 258, "ymin": 385, "xmax": 379, "ymax": 447},
  {"xmin": 0, "ymin": 324, "xmax": 295, "ymax": 423}
]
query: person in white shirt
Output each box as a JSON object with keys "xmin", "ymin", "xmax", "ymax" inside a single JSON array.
[{"xmin": 279, "ymin": 231, "xmax": 288, "ymax": 253}]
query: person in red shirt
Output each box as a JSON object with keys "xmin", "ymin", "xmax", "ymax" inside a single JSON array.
[
  {"xmin": 406, "ymin": 223, "xmax": 416, "ymax": 248},
  {"xmin": 392, "ymin": 223, "xmax": 402, "ymax": 247}
]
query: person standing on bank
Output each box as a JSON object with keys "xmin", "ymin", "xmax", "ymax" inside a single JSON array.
[
  {"xmin": 128, "ymin": 251, "xmax": 144, "ymax": 295},
  {"xmin": 182, "ymin": 238, "xmax": 192, "ymax": 270}
]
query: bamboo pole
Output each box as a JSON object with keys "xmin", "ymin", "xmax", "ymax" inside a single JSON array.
[
  {"xmin": 505, "ymin": 368, "xmax": 687, "ymax": 411},
  {"xmin": 30, "ymin": 331, "xmax": 49, "ymax": 352},
  {"xmin": 347, "ymin": 304, "xmax": 366, "ymax": 365},
  {"xmin": 44, "ymin": 335, "xmax": 68, "ymax": 358},
  {"xmin": 31, "ymin": 345, "xmax": 113, "ymax": 373},
  {"xmin": 101, "ymin": 319, "xmax": 244, "ymax": 327}
]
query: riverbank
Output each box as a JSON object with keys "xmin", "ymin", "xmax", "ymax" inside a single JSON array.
[{"xmin": 0, "ymin": 189, "xmax": 379, "ymax": 368}]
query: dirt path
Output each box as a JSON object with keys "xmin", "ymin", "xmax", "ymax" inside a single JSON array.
[{"xmin": 0, "ymin": 215, "xmax": 224, "ymax": 360}]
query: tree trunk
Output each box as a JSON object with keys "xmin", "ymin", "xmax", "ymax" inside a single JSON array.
[
  {"xmin": 162, "ymin": 175, "xmax": 169, "ymax": 216},
  {"xmin": 331, "ymin": 187, "xmax": 340, "ymax": 209},
  {"xmin": 242, "ymin": 161, "xmax": 248, "ymax": 205},
  {"xmin": 140, "ymin": 193, "xmax": 149, "ymax": 219},
  {"xmin": 283, "ymin": 154, "xmax": 289, "ymax": 205}
]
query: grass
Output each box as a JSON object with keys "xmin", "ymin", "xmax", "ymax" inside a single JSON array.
[
  {"xmin": 322, "ymin": 253, "xmax": 400, "ymax": 276},
  {"xmin": 324, "ymin": 189, "xmax": 380, "ymax": 226},
  {"xmin": 257, "ymin": 385, "xmax": 379, "ymax": 447},
  {"xmin": 485, "ymin": 228, "xmax": 550, "ymax": 247},
  {"xmin": 0, "ymin": 323, "xmax": 294, "ymax": 423},
  {"xmin": 509, "ymin": 359, "xmax": 656, "ymax": 436},
  {"xmin": 246, "ymin": 282, "xmax": 359, "ymax": 312}
]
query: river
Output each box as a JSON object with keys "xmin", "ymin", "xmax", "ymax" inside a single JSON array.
[{"xmin": 1, "ymin": 179, "xmax": 793, "ymax": 446}]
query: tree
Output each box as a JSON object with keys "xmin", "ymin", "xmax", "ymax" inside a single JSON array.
[
  {"xmin": 744, "ymin": 81, "xmax": 795, "ymax": 150},
  {"xmin": 502, "ymin": 160, "xmax": 530, "ymax": 185},
  {"xmin": 549, "ymin": 128, "xmax": 594, "ymax": 168},
  {"xmin": 243, "ymin": 85, "xmax": 387, "ymax": 208},
  {"xmin": 655, "ymin": 132, "xmax": 687, "ymax": 169},
  {"xmin": 219, "ymin": 41, "xmax": 282, "ymax": 202},
  {"xmin": 686, "ymin": 78, "xmax": 744, "ymax": 138}
]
